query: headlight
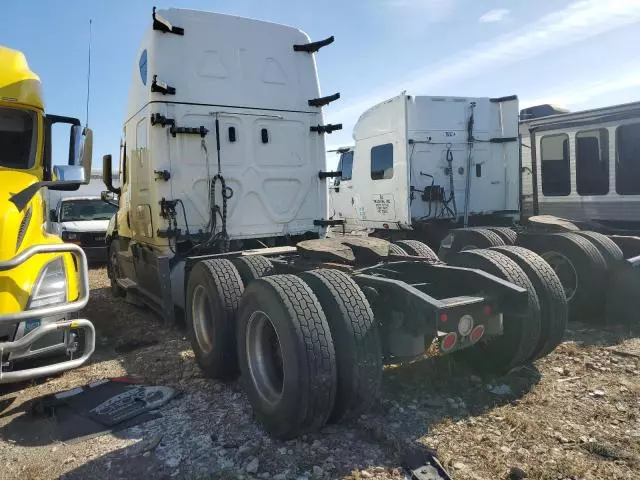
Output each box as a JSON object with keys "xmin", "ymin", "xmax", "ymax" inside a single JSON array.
[
  {"xmin": 28, "ymin": 257, "xmax": 67, "ymax": 308},
  {"xmin": 61, "ymin": 231, "xmax": 78, "ymax": 240}
]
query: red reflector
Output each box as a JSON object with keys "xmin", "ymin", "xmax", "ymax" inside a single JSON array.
[
  {"xmin": 483, "ymin": 305, "xmax": 492, "ymax": 315},
  {"xmin": 441, "ymin": 332, "xmax": 457, "ymax": 351},
  {"xmin": 470, "ymin": 325, "xmax": 485, "ymax": 343},
  {"xmin": 439, "ymin": 313, "xmax": 448, "ymax": 323},
  {"xmin": 383, "ymin": 223, "xmax": 389, "ymax": 229}
]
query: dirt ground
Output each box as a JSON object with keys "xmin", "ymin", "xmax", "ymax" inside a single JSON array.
[{"xmin": 1, "ymin": 266, "xmax": 639, "ymax": 480}]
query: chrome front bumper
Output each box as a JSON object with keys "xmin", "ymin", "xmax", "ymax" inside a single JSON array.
[{"xmin": 0, "ymin": 244, "xmax": 95, "ymax": 384}]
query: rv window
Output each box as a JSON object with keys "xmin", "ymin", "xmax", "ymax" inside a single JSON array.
[
  {"xmin": 616, "ymin": 123, "xmax": 640, "ymax": 195},
  {"xmin": 371, "ymin": 143, "xmax": 394, "ymax": 180},
  {"xmin": 540, "ymin": 134, "xmax": 570, "ymax": 196},
  {"xmin": 339, "ymin": 151, "xmax": 353, "ymax": 181},
  {"xmin": 576, "ymin": 128, "xmax": 609, "ymax": 196}
]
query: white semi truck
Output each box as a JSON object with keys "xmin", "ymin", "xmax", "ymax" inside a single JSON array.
[
  {"xmin": 102, "ymin": 8, "xmax": 568, "ymax": 439},
  {"xmin": 328, "ymin": 95, "xmax": 640, "ymax": 325}
]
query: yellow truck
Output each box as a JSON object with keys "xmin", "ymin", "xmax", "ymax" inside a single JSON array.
[{"xmin": 0, "ymin": 45, "xmax": 95, "ymax": 383}]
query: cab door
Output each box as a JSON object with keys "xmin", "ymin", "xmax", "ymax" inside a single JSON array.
[{"xmin": 329, "ymin": 151, "xmax": 357, "ymax": 222}]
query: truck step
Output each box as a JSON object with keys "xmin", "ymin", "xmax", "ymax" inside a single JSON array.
[{"xmin": 116, "ymin": 278, "xmax": 137, "ymax": 291}]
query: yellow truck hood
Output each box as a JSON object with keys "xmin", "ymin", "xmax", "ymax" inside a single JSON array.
[{"xmin": 0, "ymin": 170, "xmax": 77, "ymax": 313}]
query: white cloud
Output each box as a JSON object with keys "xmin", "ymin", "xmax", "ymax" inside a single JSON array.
[
  {"xmin": 479, "ymin": 8, "xmax": 510, "ymax": 23},
  {"xmin": 521, "ymin": 67, "xmax": 640, "ymax": 109},
  {"xmin": 328, "ymin": 0, "xmax": 640, "ymax": 130}
]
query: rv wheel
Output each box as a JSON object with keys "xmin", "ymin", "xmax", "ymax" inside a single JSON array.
[{"xmin": 237, "ymin": 275, "xmax": 337, "ymax": 439}]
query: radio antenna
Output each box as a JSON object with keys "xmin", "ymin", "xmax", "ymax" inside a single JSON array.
[{"xmin": 85, "ymin": 19, "xmax": 92, "ymax": 128}]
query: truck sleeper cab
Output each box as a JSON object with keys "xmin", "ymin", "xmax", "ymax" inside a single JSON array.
[
  {"xmin": 103, "ymin": 8, "xmax": 556, "ymax": 440},
  {"xmin": 0, "ymin": 46, "xmax": 95, "ymax": 383}
]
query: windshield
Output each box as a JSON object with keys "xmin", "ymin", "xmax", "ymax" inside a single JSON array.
[
  {"xmin": 0, "ymin": 107, "xmax": 37, "ymax": 169},
  {"xmin": 60, "ymin": 199, "xmax": 117, "ymax": 222}
]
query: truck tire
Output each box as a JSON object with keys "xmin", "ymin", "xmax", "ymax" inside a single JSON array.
[
  {"xmin": 237, "ymin": 275, "xmax": 337, "ymax": 439},
  {"xmin": 388, "ymin": 243, "xmax": 408, "ymax": 256},
  {"xmin": 232, "ymin": 255, "xmax": 275, "ymax": 286},
  {"xmin": 298, "ymin": 269, "xmax": 382, "ymax": 423},
  {"xmin": 107, "ymin": 239, "xmax": 125, "ymax": 297},
  {"xmin": 575, "ymin": 231, "xmax": 624, "ymax": 268},
  {"xmin": 186, "ymin": 259, "xmax": 244, "ymax": 380},
  {"xmin": 394, "ymin": 240, "xmax": 439, "ymax": 260},
  {"xmin": 485, "ymin": 227, "xmax": 517, "ymax": 245},
  {"xmin": 449, "ymin": 249, "xmax": 542, "ymax": 372},
  {"xmin": 439, "ymin": 228, "xmax": 506, "ymax": 261},
  {"xmin": 609, "ymin": 235, "xmax": 640, "ymax": 258},
  {"xmin": 522, "ymin": 233, "xmax": 607, "ymax": 322},
  {"xmin": 490, "ymin": 246, "xmax": 568, "ymax": 359}
]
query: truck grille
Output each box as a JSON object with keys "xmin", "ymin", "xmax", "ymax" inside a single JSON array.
[{"xmin": 75, "ymin": 232, "xmax": 107, "ymax": 247}]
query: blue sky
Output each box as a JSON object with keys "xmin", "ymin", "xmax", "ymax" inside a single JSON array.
[{"xmin": 2, "ymin": 0, "xmax": 640, "ymax": 170}]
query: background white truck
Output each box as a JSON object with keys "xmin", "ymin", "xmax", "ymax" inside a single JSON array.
[
  {"xmin": 329, "ymin": 93, "xmax": 520, "ymax": 247},
  {"xmin": 48, "ymin": 195, "xmax": 117, "ymax": 262}
]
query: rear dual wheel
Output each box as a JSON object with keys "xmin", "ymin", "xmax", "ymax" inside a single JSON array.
[
  {"xmin": 236, "ymin": 271, "xmax": 382, "ymax": 438},
  {"xmin": 490, "ymin": 246, "xmax": 568, "ymax": 358},
  {"xmin": 439, "ymin": 228, "xmax": 506, "ymax": 261},
  {"xmin": 518, "ymin": 232, "xmax": 608, "ymax": 322},
  {"xmin": 450, "ymin": 249, "xmax": 542, "ymax": 372},
  {"xmin": 392, "ymin": 240, "xmax": 439, "ymax": 260}
]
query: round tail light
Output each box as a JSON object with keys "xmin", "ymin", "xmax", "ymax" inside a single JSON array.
[
  {"xmin": 441, "ymin": 332, "xmax": 457, "ymax": 351},
  {"xmin": 470, "ymin": 325, "xmax": 485, "ymax": 343}
]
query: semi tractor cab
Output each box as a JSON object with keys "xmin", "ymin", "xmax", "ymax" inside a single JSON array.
[
  {"xmin": 0, "ymin": 45, "xmax": 95, "ymax": 383},
  {"xmin": 103, "ymin": 8, "xmax": 562, "ymax": 440},
  {"xmin": 329, "ymin": 93, "xmax": 521, "ymax": 245}
]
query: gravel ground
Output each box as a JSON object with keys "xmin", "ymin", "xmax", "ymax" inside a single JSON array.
[{"xmin": 1, "ymin": 266, "xmax": 639, "ymax": 480}]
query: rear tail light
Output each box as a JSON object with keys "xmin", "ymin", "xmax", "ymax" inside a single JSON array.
[
  {"xmin": 439, "ymin": 313, "xmax": 448, "ymax": 323},
  {"xmin": 483, "ymin": 305, "xmax": 493, "ymax": 315},
  {"xmin": 470, "ymin": 325, "xmax": 485, "ymax": 343},
  {"xmin": 441, "ymin": 332, "xmax": 457, "ymax": 351}
]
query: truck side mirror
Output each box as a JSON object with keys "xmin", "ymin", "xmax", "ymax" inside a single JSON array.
[
  {"xmin": 49, "ymin": 209, "xmax": 58, "ymax": 222},
  {"xmin": 103, "ymin": 154, "xmax": 121, "ymax": 195},
  {"xmin": 49, "ymin": 124, "xmax": 93, "ymax": 190}
]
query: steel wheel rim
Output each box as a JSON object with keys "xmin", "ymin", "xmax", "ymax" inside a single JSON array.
[
  {"xmin": 542, "ymin": 250, "xmax": 578, "ymax": 301},
  {"xmin": 191, "ymin": 284, "xmax": 214, "ymax": 355},
  {"xmin": 246, "ymin": 310, "xmax": 284, "ymax": 406}
]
